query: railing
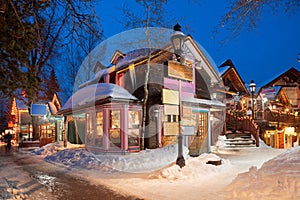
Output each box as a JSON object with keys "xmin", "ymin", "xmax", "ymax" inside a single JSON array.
[
  {"xmin": 226, "ymin": 111, "xmax": 260, "ymax": 146},
  {"xmin": 256, "ymin": 110, "xmax": 300, "ymax": 126}
]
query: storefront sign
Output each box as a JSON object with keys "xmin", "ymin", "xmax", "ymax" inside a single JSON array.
[
  {"xmin": 163, "ymin": 122, "xmax": 179, "ymax": 135},
  {"xmin": 30, "ymin": 104, "xmax": 47, "ymax": 116},
  {"xmin": 162, "ymin": 89, "xmax": 179, "ymax": 105},
  {"xmin": 168, "ymin": 61, "xmax": 193, "ymax": 81},
  {"xmin": 182, "ymin": 126, "xmax": 195, "ymax": 136}
]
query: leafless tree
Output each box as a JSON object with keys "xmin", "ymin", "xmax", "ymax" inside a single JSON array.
[{"xmin": 217, "ymin": 0, "xmax": 300, "ymax": 43}]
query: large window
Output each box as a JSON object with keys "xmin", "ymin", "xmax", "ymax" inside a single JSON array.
[
  {"xmin": 86, "ymin": 113, "xmax": 94, "ymax": 145},
  {"xmin": 95, "ymin": 111, "xmax": 103, "ymax": 147},
  {"xmin": 110, "ymin": 110, "xmax": 121, "ymax": 148},
  {"xmin": 128, "ymin": 110, "xmax": 140, "ymax": 147}
]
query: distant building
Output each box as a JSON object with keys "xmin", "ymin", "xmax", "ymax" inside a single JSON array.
[
  {"xmin": 0, "ymin": 92, "xmax": 63, "ymax": 147},
  {"xmin": 257, "ymin": 67, "xmax": 300, "ymax": 148}
]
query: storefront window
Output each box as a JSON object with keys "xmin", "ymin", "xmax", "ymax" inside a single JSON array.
[
  {"xmin": 128, "ymin": 110, "xmax": 140, "ymax": 147},
  {"xmin": 110, "ymin": 110, "xmax": 121, "ymax": 148},
  {"xmin": 197, "ymin": 112, "xmax": 207, "ymax": 139},
  {"xmin": 128, "ymin": 111, "xmax": 139, "ymax": 128},
  {"xmin": 86, "ymin": 113, "xmax": 93, "ymax": 145},
  {"xmin": 95, "ymin": 111, "xmax": 103, "ymax": 147}
]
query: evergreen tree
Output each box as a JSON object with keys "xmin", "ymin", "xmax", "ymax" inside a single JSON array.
[{"xmin": 46, "ymin": 68, "xmax": 60, "ymax": 100}]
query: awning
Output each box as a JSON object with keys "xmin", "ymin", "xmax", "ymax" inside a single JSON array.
[{"xmin": 181, "ymin": 96, "xmax": 225, "ymax": 107}]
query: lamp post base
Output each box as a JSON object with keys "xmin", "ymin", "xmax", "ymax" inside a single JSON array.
[{"xmin": 176, "ymin": 155, "xmax": 185, "ymax": 168}]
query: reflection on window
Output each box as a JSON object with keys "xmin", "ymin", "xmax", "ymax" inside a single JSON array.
[
  {"xmin": 96, "ymin": 112, "xmax": 103, "ymax": 136},
  {"xmin": 86, "ymin": 113, "xmax": 93, "ymax": 145},
  {"xmin": 95, "ymin": 111, "xmax": 103, "ymax": 147},
  {"xmin": 110, "ymin": 110, "xmax": 120, "ymax": 129},
  {"xmin": 128, "ymin": 110, "xmax": 140, "ymax": 147},
  {"xmin": 128, "ymin": 129, "xmax": 139, "ymax": 146},
  {"xmin": 128, "ymin": 111, "xmax": 139, "ymax": 128},
  {"xmin": 110, "ymin": 110, "xmax": 121, "ymax": 148}
]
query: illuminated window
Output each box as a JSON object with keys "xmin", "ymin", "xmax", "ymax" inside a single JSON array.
[
  {"xmin": 128, "ymin": 110, "xmax": 140, "ymax": 147},
  {"xmin": 110, "ymin": 110, "xmax": 121, "ymax": 148},
  {"xmin": 95, "ymin": 111, "xmax": 103, "ymax": 147}
]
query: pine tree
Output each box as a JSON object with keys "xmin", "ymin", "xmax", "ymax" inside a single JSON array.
[{"xmin": 46, "ymin": 68, "xmax": 60, "ymax": 100}]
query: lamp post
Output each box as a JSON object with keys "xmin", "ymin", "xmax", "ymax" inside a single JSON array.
[
  {"xmin": 249, "ymin": 80, "xmax": 256, "ymax": 119},
  {"xmin": 153, "ymin": 107, "xmax": 160, "ymax": 148},
  {"xmin": 171, "ymin": 23, "xmax": 184, "ymax": 62},
  {"xmin": 171, "ymin": 23, "xmax": 185, "ymax": 168}
]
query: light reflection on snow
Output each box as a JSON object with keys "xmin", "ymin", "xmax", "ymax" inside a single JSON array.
[{"xmin": 32, "ymin": 173, "xmax": 57, "ymax": 192}]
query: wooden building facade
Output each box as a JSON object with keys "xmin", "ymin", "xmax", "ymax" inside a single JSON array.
[{"xmin": 59, "ymin": 35, "xmax": 226, "ymax": 155}]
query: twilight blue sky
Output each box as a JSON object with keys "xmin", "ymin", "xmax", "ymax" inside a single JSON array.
[{"xmin": 95, "ymin": 0, "xmax": 300, "ymax": 88}]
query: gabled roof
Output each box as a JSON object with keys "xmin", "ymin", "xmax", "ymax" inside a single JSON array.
[
  {"xmin": 110, "ymin": 50, "xmax": 125, "ymax": 65},
  {"xmin": 259, "ymin": 67, "xmax": 300, "ymax": 91},
  {"xmin": 219, "ymin": 59, "xmax": 249, "ymax": 96}
]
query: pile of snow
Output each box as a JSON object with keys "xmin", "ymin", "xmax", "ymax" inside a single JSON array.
[
  {"xmin": 33, "ymin": 142, "xmax": 190, "ymax": 173},
  {"xmin": 94, "ymin": 144, "xmax": 189, "ymax": 173},
  {"xmin": 149, "ymin": 153, "xmax": 231, "ymax": 181},
  {"xmin": 223, "ymin": 146, "xmax": 300, "ymax": 200},
  {"xmin": 33, "ymin": 142, "xmax": 84, "ymax": 157}
]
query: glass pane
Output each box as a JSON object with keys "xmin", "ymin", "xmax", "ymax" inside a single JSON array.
[
  {"xmin": 111, "ymin": 110, "xmax": 120, "ymax": 129},
  {"xmin": 110, "ymin": 110, "xmax": 121, "ymax": 148},
  {"xmin": 95, "ymin": 112, "xmax": 103, "ymax": 147},
  {"xmin": 128, "ymin": 129, "xmax": 139, "ymax": 146},
  {"xmin": 128, "ymin": 110, "xmax": 139, "ymax": 128},
  {"xmin": 96, "ymin": 112, "xmax": 103, "ymax": 136},
  {"xmin": 86, "ymin": 113, "xmax": 93, "ymax": 145}
]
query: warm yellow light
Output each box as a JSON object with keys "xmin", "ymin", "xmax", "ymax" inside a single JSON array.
[{"xmin": 285, "ymin": 127, "xmax": 295, "ymax": 135}]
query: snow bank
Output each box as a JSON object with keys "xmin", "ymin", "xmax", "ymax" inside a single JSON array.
[
  {"xmin": 33, "ymin": 142, "xmax": 190, "ymax": 173},
  {"xmin": 95, "ymin": 144, "xmax": 189, "ymax": 173},
  {"xmin": 33, "ymin": 142, "xmax": 85, "ymax": 157},
  {"xmin": 223, "ymin": 146, "xmax": 300, "ymax": 200},
  {"xmin": 149, "ymin": 153, "xmax": 231, "ymax": 181}
]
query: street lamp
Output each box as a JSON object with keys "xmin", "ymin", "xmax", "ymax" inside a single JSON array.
[
  {"xmin": 171, "ymin": 23, "xmax": 185, "ymax": 168},
  {"xmin": 153, "ymin": 107, "xmax": 160, "ymax": 148},
  {"xmin": 170, "ymin": 23, "xmax": 184, "ymax": 62},
  {"xmin": 249, "ymin": 80, "xmax": 256, "ymax": 119}
]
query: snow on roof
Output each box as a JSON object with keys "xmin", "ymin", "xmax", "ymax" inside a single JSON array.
[
  {"xmin": 56, "ymin": 91, "xmax": 69, "ymax": 107},
  {"xmin": 78, "ymin": 66, "xmax": 116, "ymax": 89},
  {"xmin": 48, "ymin": 102, "xmax": 58, "ymax": 115},
  {"xmin": 60, "ymin": 83, "xmax": 138, "ymax": 113},
  {"xmin": 116, "ymin": 48, "xmax": 161, "ymax": 70},
  {"xmin": 218, "ymin": 66, "xmax": 231, "ymax": 77},
  {"xmin": 16, "ymin": 99, "xmax": 28, "ymax": 110}
]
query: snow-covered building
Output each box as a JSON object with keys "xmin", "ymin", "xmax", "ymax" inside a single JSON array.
[
  {"xmin": 59, "ymin": 26, "xmax": 226, "ymax": 155},
  {"xmin": 256, "ymin": 67, "xmax": 300, "ymax": 148},
  {"xmin": 0, "ymin": 92, "xmax": 64, "ymax": 147}
]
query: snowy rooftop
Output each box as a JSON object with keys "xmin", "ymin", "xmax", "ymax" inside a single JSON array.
[{"xmin": 59, "ymin": 83, "xmax": 138, "ymax": 114}]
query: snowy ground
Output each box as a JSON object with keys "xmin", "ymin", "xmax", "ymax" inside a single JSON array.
[{"xmin": 28, "ymin": 136, "xmax": 300, "ymax": 200}]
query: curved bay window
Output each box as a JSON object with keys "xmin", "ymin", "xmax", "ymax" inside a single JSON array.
[{"xmin": 84, "ymin": 104, "xmax": 142, "ymax": 153}]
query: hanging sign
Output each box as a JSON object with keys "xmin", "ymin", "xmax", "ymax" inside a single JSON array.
[{"xmin": 31, "ymin": 104, "xmax": 47, "ymax": 116}]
